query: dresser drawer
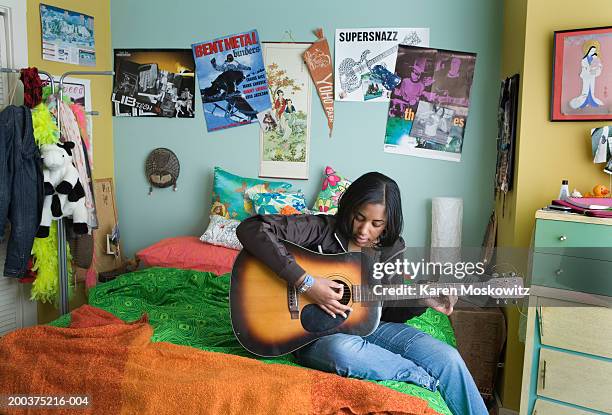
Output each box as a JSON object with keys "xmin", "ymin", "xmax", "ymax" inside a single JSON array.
[
  {"xmin": 531, "ymin": 252, "xmax": 612, "ymax": 296},
  {"xmin": 537, "ymin": 348, "xmax": 612, "ymax": 413},
  {"xmin": 538, "ymin": 298, "xmax": 612, "ymax": 358},
  {"xmin": 534, "ymin": 219, "xmax": 612, "ymax": 262},
  {"xmin": 532, "ymin": 398, "xmax": 598, "ymax": 415}
]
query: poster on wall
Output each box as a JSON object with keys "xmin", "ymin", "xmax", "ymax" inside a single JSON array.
[
  {"xmin": 551, "ymin": 26, "xmax": 612, "ymax": 121},
  {"xmin": 192, "ymin": 30, "xmax": 271, "ymax": 132},
  {"xmin": 40, "ymin": 4, "xmax": 96, "ymax": 66},
  {"xmin": 384, "ymin": 46, "xmax": 477, "ymax": 162},
  {"xmin": 259, "ymin": 42, "xmax": 312, "ymax": 179},
  {"xmin": 334, "ymin": 28, "xmax": 429, "ymax": 102},
  {"xmin": 111, "ymin": 49, "xmax": 196, "ymax": 118},
  {"xmin": 50, "ymin": 76, "xmax": 92, "ymax": 110}
]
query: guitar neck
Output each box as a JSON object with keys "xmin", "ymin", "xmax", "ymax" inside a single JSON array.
[{"xmin": 366, "ymin": 45, "xmax": 399, "ymax": 67}]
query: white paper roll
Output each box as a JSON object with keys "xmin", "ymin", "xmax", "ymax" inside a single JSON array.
[{"xmin": 430, "ymin": 197, "xmax": 463, "ymax": 269}]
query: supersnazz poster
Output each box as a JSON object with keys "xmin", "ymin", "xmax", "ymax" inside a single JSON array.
[
  {"xmin": 384, "ymin": 46, "xmax": 477, "ymax": 162},
  {"xmin": 334, "ymin": 28, "xmax": 429, "ymax": 102},
  {"xmin": 112, "ymin": 49, "xmax": 196, "ymax": 118},
  {"xmin": 192, "ymin": 30, "xmax": 271, "ymax": 132}
]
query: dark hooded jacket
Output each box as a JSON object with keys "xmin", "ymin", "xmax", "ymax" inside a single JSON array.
[{"xmin": 236, "ymin": 214, "xmax": 426, "ymax": 322}]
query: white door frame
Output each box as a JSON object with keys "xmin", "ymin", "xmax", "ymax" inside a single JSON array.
[{"xmin": 0, "ymin": 0, "xmax": 38, "ymax": 329}]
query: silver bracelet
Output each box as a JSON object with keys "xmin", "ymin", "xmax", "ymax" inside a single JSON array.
[{"xmin": 297, "ymin": 274, "xmax": 315, "ymax": 294}]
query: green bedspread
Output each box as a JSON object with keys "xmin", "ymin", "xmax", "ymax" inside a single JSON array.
[{"xmin": 49, "ymin": 267, "xmax": 452, "ymax": 415}]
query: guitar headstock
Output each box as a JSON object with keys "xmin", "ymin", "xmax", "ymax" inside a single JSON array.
[{"xmin": 485, "ymin": 276, "xmax": 525, "ymax": 299}]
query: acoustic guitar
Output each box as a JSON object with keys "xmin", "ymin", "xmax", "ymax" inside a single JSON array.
[{"xmin": 230, "ymin": 240, "xmax": 523, "ymax": 357}]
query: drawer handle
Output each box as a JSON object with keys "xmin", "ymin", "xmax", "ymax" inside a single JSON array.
[
  {"xmin": 555, "ymin": 269, "xmax": 563, "ymax": 276},
  {"xmin": 537, "ymin": 306, "xmax": 543, "ymax": 336},
  {"xmin": 559, "ymin": 235, "xmax": 567, "ymax": 241},
  {"xmin": 542, "ymin": 360, "xmax": 546, "ymax": 389}
]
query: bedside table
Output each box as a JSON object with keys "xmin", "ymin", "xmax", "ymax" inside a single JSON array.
[{"xmin": 519, "ymin": 210, "xmax": 612, "ymax": 414}]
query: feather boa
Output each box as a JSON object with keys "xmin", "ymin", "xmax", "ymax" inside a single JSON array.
[
  {"xmin": 30, "ymin": 222, "xmax": 74, "ymax": 305},
  {"xmin": 31, "ymin": 103, "xmax": 59, "ymax": 146}
]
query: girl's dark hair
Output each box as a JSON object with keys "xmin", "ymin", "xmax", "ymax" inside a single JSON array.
[{"xmin": 335, "ymin": 172, "xmax": 403, "ymax": 247}]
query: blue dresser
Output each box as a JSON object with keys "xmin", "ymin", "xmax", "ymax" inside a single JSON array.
[{"xmin": 520, "ymin": 210, "xmax": 612, "ymax": 415}]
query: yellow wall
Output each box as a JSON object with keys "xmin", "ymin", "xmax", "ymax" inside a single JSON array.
[
  {"xmin": 516, "ymin": 0, "xmax": 611, "ymax": 246},
  {"xmin": 26, "ymin": 0, "xmax": 113, "ymax": 323},
  {"xmin": 497, "ymin": 0, "xmax": 612, "ymax": 410}
]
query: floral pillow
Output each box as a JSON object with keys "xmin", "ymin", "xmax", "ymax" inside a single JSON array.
[
  {"xmin": 200, "ymin": 215, "xmax": 243, "ymax": 250},
  {"xmin": 250, "ymin": 191, "xmax": 308, "ymax": 215},
  {"xmin": 210, "ymin": 167, "xmax": 292, "ymax": 220},
  {"xmin": 312, "ymin": 166, "xmax": 351, "ymax": 214}
]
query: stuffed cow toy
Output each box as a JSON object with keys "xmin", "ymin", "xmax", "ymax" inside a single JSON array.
[{"xmin": 36, "ymin": 142, "xmax": 88, "ymax": 238}]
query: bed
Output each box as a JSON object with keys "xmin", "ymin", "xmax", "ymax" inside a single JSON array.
[{"xmin": 0, "ymin": 266, "xmax": 455, "ymax": 414}]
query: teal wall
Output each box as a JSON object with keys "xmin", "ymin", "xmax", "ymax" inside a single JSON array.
[{"xmin": 111, "ymin": 0, "xmax": 503, "ymax": 257}]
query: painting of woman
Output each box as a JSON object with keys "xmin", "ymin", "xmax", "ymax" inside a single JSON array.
[{"xmin": 569, "ymin": 40, "xmax": 604, "ymax": 109}]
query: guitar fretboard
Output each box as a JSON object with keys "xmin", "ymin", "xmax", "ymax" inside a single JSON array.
[{"xmin": 367, "ymin": 45, "xmax": 399, "ymax": 67}]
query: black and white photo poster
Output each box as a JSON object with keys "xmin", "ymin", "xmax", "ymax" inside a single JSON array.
[{"xmin": 112, "ymin": 49, "xmax": 196, "ymax": 118}]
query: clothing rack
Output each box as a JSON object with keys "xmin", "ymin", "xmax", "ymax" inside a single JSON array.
[
  {"xmin": 1, "ymin": 67, "xmax": 114, "ymax": 316},
  {"xmin": 56, "ymin": 70, "xmax": 113, "ymax": 315},
  {"xmin": 1, "ymin": 67, "xmax": 54, "ymax": 96}
]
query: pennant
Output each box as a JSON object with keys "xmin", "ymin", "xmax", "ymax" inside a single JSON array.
[{"xmin": 304, "ymin": 29, "xmax": 334, "ymax": 137}]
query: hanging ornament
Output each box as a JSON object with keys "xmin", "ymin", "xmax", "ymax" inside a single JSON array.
[{"xmin": 144, "ymin": 148, "xmax": 180, "ymax": 195}]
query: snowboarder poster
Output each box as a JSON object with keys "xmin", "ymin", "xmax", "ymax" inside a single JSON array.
[{"xmin": 192, "ymin": 30, "xmax": 271, "ymax": 132}]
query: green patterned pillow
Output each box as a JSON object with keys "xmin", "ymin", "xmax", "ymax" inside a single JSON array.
[
  {"xmin": 406, "ymin": 308, "xmax": 457, "ymax": 348},
  {"xmin": 312, "ymin": 166, "xmax": 351, "ymax": 214},
  {"xmin": 210, "ymin": 167, "xmax": 292, "ymax": 220},
  {"xmin": 250, "ymin": 192, "xmax": 308, "ymax": 215}
]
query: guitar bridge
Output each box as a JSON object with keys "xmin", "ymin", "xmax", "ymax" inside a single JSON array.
[{"xmin": 287, "ymin": 285, "xmax": 299, "ymax": 319}]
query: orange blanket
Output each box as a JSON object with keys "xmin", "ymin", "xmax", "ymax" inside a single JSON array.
[{"xmin": 0, "ymin": 305, "xmax": 441, "ymax": 415}]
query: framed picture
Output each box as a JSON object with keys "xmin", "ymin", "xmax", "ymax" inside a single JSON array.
[{"xmin": 551, "ymin": 26, "xmax": 612, "ymax": 121}]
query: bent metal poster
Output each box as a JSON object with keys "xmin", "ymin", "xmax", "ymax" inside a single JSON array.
[{"xmin": 192, "ymin": 30, "xmax": 271, "ymax": 132}]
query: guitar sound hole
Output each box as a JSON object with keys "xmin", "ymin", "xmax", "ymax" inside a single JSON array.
[{"xmin": 333, "ymin": 280, "xmax": 351, "ymax": 305}]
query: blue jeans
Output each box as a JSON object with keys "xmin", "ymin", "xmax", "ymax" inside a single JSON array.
[{"xmin": 294, "ymin": 322, "xmax": 488, "ymax": 415}]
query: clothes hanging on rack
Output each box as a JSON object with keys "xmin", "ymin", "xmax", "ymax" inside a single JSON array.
[
  {"xmin": 29, "ymin": 102, "xmax": 72, "ymax": 302},
  {"xmin": 19, "ymin": 67, "xmax": 44, "ymax": 108},
  {"xmin": 70, "ymin": 103, "xmax": 92, "ymax": 167},
  {"xmin": 0, "ymin": 105, "xmax": 44, "ymax": 278},
  {"xmin": 58, "ymin": 100, "xmax": 98, "ymax": 229}
]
